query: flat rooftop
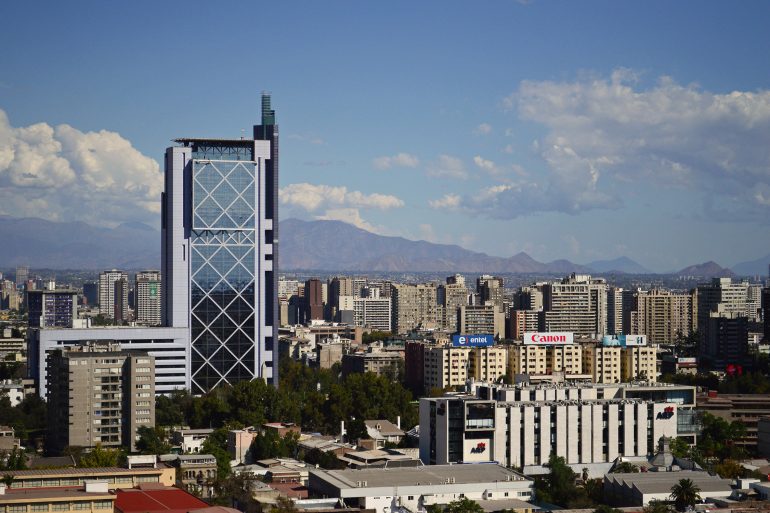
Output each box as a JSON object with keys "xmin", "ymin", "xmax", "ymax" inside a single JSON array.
[
  {"xmin": 0, "ymin": 487, "xmax": 113, "ymax": 502},
  {"xmin": 313, "ymin": 464, "xmax": 528, "ymax": 490},
  {"xmin": 606, "ymin": 471, "xmax": 732, "ymax": 495}
]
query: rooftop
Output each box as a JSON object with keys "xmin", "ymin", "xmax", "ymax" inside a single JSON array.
[
  {"xmin": 174, "ymin": 138, "xmax": 253, "ymax": 147},
  {"xmin": 312, "ymin": 464, "xmax": 528, "ymax": 490},
  {"xmin": 115, "ymin": 487, "xmax": 208, "ymax": 513},
  {"xmin": 0, "ymin": 487, "xmax": 114, "ymax": 503},
  {"xmin": 606, "ymin": 471, "xmax": 732, "ymax": 495},
  {"xmin": 4, "ymin": 466, "xmax": 169, "ymax": 478}
]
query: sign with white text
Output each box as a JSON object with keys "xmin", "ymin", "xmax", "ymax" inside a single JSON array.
[{"xmin": 452, "ymin": 334, "xmax": 494, "ymax": 347}]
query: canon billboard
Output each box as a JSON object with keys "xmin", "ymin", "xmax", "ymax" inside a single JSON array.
[{"xmin": 523, "ymin": 332, "xmax": 574, "ymax": 345}]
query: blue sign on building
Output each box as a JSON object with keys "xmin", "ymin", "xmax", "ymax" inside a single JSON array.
[{"xmin": 452, "ymin": 334, "xmax": 495, "ymax": 347}]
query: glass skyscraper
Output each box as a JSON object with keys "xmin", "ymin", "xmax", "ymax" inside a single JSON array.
[{"xmin": 162, "ymin": 94, "xmax": 278, "ymax": 393}]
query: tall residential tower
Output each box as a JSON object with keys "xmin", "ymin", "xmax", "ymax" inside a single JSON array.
[{"xmin": 162, "ymin": 94, "xmax": 278, "ymax": 393}]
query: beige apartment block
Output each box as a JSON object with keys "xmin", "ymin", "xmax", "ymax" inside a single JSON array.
[
  {"xmin": 629, "ymin": 289, "xmax": 697, "ymax": 343},
  {"xmin": 458, "ymin": 304, "xmax": 505, "ymax": 339},
  {"xmin": 508, "ymin": 344, "xmax": 583, "ymax": 376},
  {"xmin": 423, "ymin": 346, "xmax": 471, "ymax": 391},
  {"xmin": 46, "ymin": 342, "xmax": 155, "ymax": 454},
  {"xmin": 391, "ymin": 283, "xmax": 439, "ymax": 334},
  {"xmin": 622, "ymin": 345, "xmax": 658, "ymax": 382},
  {"xmin": 469, "ymin": 345, "xmax": 508, "ymax": 383},
  {"xmin": 582, "ymin": 344, "xmax": 622, "ymax": 384}
]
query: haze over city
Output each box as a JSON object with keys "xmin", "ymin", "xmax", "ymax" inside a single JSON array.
[{"xmin": 2, "ymin": 1, "xmax": 770, "ymax": 272}]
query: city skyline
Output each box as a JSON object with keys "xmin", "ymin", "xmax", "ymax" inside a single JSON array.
[{"xmin": 2, "ymin": 1, "xmax": 770, "ymax": 272}]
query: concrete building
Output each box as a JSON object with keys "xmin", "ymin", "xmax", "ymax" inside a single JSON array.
[
  {"xmin": 508, "ymin": 343, "xmax": 583, "ymax": 376},
  {"xmin": 603, "ymin": 471, "xmax": 733, "ymax": 507},
  {"xmin": 420, "ymin": 382, "xmax": 687, "ymax": 468},
  {"xmin": 46, "ymin": 342, "xmax": 155, "ymax": 453},
  {"xmin": 607, "ymin": 287, "xmax": 624, "ymax": 335},
  {"xmin": 162, "ymin": 94, "xmax": 279, "ymax": 391},
  {"xmin": 621, "ymin": 345, "xmax": 658, "ymax": 382},
  {"xmin": 26, "ymin": 289, "xmax": 77, "ymax": 328},
  {"xmin": 469, "ymin": 345, "xmax": 508, "ymax": 383},
  {"xmin": 423, "ymin": 345, "xmax": 471, "ymax": 391},
  {"xmin": 582, "ymin": 344, "xmax": 622, "ymax": 384},
  {"xmin": 437, "ymin": 279, "xmax": 469, "ymax": 332},
  {"xmin": 170, "ymin": 428, "xmax": 213, "ymax": 454},
  {"xmin": 98, "ymin": 270, "xmax": 128, "ymax": 319},
  {"xmin": 28, "ymin": 326, "xmax": 189, "ymax": 396},
  {"xmin": 353, "ymin": 291, "xmax": 392, "ymax": 332},
  {"xmin": 697, "ymin": 392, "xmax": 770, "ymax": 453},
  {"xmin": 134, "ymin": 271, "xmax": 161, "ymax": 326},
  {"xmin": 508, "ymin": 309, "xmax": 541, "ymax": 340},
  {"xmin": 341, "ymin": 349, "xmax": 402, "ymax": 378},
  {"xmin": 391, "ymin": 283, "xmax": 439, "ymax": 334},
  {"xmin": 628, "ymin": 289, "xmax": 697, "ymax": 344},
  {"xmin": 308, "ymin": 464, "xmax": 534, "ymax": 513},
  {"xmin": 316, "ymin": 341, "xmax": 344, "ymax": 369},
  {"xmin": 477, "ymin": 275, "xmax": 505, "ymax": 308},
  {"xmin": 458, "ymin": 305, "xmax": 505, "ymax": 339},
  {"xmin": 541, "ymin": 274, "xmax": 608, "ymax": 336},
  {"xmin": 697, "ymin": 278, "xmax": 750, "ymax": 367},
  {"xmin": 303, "ymin": 279, "xmax": 324, "ymax": 323},
  {"xmin": 0, "ymin": 481, "xmax": 116, "ymax": 513}
]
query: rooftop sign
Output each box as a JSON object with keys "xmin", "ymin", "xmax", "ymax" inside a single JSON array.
[
  {"xmin": 523, "ymin": 332, "xmax": 574, "ymax": 345},
  {"xmin": 452, "ymin": 334, "xmax": 494, "ymax": 347}
]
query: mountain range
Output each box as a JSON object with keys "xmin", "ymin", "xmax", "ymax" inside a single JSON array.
[{"xmin": 0, "ymin": 215, "xmax": 761, "ymax": 277}]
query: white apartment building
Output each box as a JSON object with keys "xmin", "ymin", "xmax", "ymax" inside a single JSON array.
[
  {"xmin": 353, "ymin": 290, "xmax": 392, "ymax": 332},
  {"xmin": 98, "ymin": 269, "xmax": 128, "ymax": 319},
  {"xmin": 135, "ymin": 270, "xmax": 161, "ymax": 326}
]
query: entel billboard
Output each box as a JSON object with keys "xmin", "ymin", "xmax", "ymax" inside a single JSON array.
[
  {"xmin": 523, "ymin": 332, "xmax": 574, "ymax": 345},
  {"xmin": 452, "ymin": 334, "xmax": 495, "ymax": 347}
]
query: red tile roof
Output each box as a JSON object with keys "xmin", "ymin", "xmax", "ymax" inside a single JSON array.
[{"xmin": 115, "ymin": 487, "xmax": 209, "ymax": 513}]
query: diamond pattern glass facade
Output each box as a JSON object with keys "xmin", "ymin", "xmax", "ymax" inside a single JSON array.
[{"xmin": 190, "ymin": 154, "xmax": 258, "ymax": 393}]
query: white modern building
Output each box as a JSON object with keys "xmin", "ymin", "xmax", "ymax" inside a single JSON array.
[
  {"xmin": 354, "ymin": 293, "xmax": 392, "ymax": 332},
  {"xmin": 28, "ymin": 326, "xmax": 189, "ymax": 396},
  {"xmin": 98, "ymin": 269, "xmax": 128, "ymax": 319},
  {"xmin": 420, "ymin": 382, "xmax": 697, "ymax": 469},
  {"xmin": 308, "ymin": 464, "xmax": 534, "ymax": 513}
]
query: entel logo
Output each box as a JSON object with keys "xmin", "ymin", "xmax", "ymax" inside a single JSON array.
[{"xmin": 457, "ymin": 336, "xmax": 467, "ymax": 345}]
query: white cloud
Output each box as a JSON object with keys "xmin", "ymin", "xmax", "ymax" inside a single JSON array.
[
  {"xmin": 426, "ymin": 154, "xmax": 468, "ymax": 179},
  {"xmin": 428, "ymin": 193, "xmax": 461, "ymax": 210},
  {"xmin": 0, "ymin": 109, "xmax": 162, "ymax": 226},
  {"xmin": 372, "ymin": 152, "xmax": 419, "ymax": 170},
  {"xmin": 279, "ymin": 183, "xmax": 404, "ymax": 212},
  {"xmin": 474, "ymin": 123, "xmax": 493, "ymax": 135},
  {"xmin": 315, "ymin": 208, "xmax": 384, "ymax": 233}
]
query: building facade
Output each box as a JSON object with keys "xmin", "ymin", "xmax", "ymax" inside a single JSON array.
[
  {"xmin": 161, "ymin": 94, "xmax": 278, "ymax": 392},
  {"xmin": 628, "ymin": 289, "xmax": 696, "ymax": 344},
  {"xmin": 541, "ymin": 274, "xmax": 608, "ymax": 336},
  {"xmin": 134, "ymin": 270, "xmax": 161, "ymax": 326},
  {"xmin": 98, "ymin": 270, "xmax": 128, "ymax": 319},
  {"xmin": 458, "ymin": 304, "xmax": 505, "ymax": 339},
  {"xmin": 26, "ymin": 289, "xmax": 77, "ymax": 328},
  {"xmin": 46, "ymin": 343, "xmax": 155, "ymax": 453},
  {"xmin": 391, "ymin": 283, "xmax": 438, "ymax": 334}
]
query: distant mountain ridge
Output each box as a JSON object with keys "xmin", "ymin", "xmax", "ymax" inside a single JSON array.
[
  {"xmin": 281, "ymin": 218, "xmax": 586, "ymax": 273},
  {"xmin": 0, "ymin": 215, "xmax": 763, "ymax": 275}
]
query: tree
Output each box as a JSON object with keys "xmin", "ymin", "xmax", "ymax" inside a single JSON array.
[
  {"xmin": 271, "ymin": 497, "xmax": 299, "ymax": 513},
  {"xmin": 78, "ymin": 444, "xmax": 122, "ymax": 467},
  {"xmin": 136, "ymin": 426, "xmax": 171, "ymax": 455},
  {"xmin": 612, "ymin": 461, "xmax": 640, "ymax": 473},
  {"xmin": 445, "ymin": 498, "xmax": 484, "ymax": 513},
  {"xmin": 0, "ymin": 448, "xmax": 27, "ymax": 471},
  {"xmin": 714, "ymin": 459, "xmax": 742, "ymax": 480},
  {"xmin": 535, "ymin": 455, "xmax": 579, "ymax": 507},
  {"xmin": 670, "ymin": 478, "xmax": 701, "ymax": 512},
  {"xmin": 643, "ymin": 500, "xmax": 671, "ymax": 513}
]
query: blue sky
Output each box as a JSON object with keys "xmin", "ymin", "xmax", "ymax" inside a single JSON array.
[{"xmin": 1, "ymin": 1, "xmax": 769, "ymax": 272}]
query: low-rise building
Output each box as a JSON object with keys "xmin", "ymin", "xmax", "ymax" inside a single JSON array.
[
  {"xmin": 341, "ymin": 350, "xmax": 402, "ymax": 378},
  {"xmin": 697, "ymin": 392, "xmax": 770, "ymax": 453},
  {"xmin": 0, "ymin": 466, "xmax": 175, "ymax": 489},
  {"xmin": 0, "ymin": 481, "xmax": 115, "ymax": 513},
  {"xmin": 364, "ymin": 420, "xmax": 404, "ymax": 448},
  {"xmin": 170, "ymin": 428, "xmax": 213, "ymax": 454},
  {"xmin": 603, "ymin": 471, "xmax": 732, "ymax": 507},
  {"xmin": 308, "ymin": 464, "xmax": 534, "ymax": 513}
]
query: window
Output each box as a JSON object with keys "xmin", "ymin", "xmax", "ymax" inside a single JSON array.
[
  {"xmin": 9, "ymin": 506, "xmax": 27, "ymax": 513},
  {"xmin": 31, "ymin": 505, "xmax": 49, "ymax": 512},
  {"xmin": 94, "ymin": 502, "xmax": 112, "ymax": 510},
  {"xmin": 52, "ymin": 504, "xmax": 69, "ymax": 511},
  {"xmin": 73, "ymin": 502, "xmax": 91, "ymax": 510}
]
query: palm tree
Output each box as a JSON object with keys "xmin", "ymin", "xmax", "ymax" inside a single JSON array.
[{"xmin": 670, "ymin": 478, "xmax": 701, "ymax": 512}]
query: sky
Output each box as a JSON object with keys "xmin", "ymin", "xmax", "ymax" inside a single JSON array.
[{"xmin": 1, "ymin": 1, "xmax": 770, "ymax": 272}]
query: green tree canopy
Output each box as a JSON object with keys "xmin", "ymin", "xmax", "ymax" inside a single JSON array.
[
  {"xmin": 136, "ymin": 426, "xmax": 171, "ymax": 455},
  {"xmin": 670, "ymin": 478, "xmax": 701, "ymax": 512}
]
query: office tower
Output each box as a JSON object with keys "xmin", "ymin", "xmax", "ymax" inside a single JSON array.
[
  {"xmin": 134, "ymin": 270, "xmax": 161, "ymax": 326},
  {"xmin": 458, "ymin": 304, "xmax": 505, "ymax": 338},
  {"xmin": 98, "ymin": 270, "xmax": 128, "ymax": 319},
  {"xmin": 541, "ymin": 274, "xmax": 608, "ymax": 336},
  {"xmin": 82, "ymin": 282, "xmax": 98, "ymax": 306},
  {"xmin": 46, "ymin": 342, "xmax": 155, "ymax": 454},
  {"xmin": 627, "ymin": 289, "xmax": 697, "ymax": 344},
  {"xmin": 477, "ymin": 275, "xmax": 504, "ymax": 307},
  {"xmin": 26, "ymin": 289, "xmax": 77, "ymax": 328},
  {"xmin": 391, "ymin": 283, "xmax": 439, "ymax": 334},
  {"xmin": 162, "ymin": 94, "xmax": 278, "ymax": 392},
  {"xmin": 303, "ymin": 278, "xmax": 324, "ymax": 322},
  {"xmin": 328, "ymin": 276, "xmax": 353, "ymax": 320},
  {"xmin": 697, "ymin": 278, "xmax": 750, "ymax": 367},
  {"xmin": 15, "ymin": 266, "xmax": 28, "ymax": 288}
]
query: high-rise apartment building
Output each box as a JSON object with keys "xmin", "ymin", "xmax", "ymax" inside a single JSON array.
[
  {"xmin": 458, "ymin": 304, "xmax": 505, "ymax": 338},
  {"xmin": 83, "ymin": 282, "xmax": 98, "ymax": 306},
  {"xmin": 353, "ymin": 288, "xmax": 392, "ymax": 331},
  {"xmin": 508, "ymin": 309, "xmax": 542, "ymax": 340},
  {"xmin": 98, "ymin": 270, "xmax": 128, "ymax": 319},
  {"xmin": 391, "ymin": 283, "xmax": 439, "ymax": 334},
  {"xmin": 26, "ymin": 289, "xmax": 77, "ymax": 328},
  {"xmin": 438, "ymin": 277, "xmax": 468, "ymax": 332},
  {"xmin": 628, "ymin": 289, "xmax": 697, "ymax": 344},
  {"xmin": 135, "ymin": 271, "xmax": 161, "ymax": 326},
  {"xmin": 607, "ymin": 287, "xmax": 624, "ymax": 335},
  {"xmin": 46, "ymin": 342, "xmax": 155, "ymax": 454},
  {"xmin": 303, "ymin": 278, "xmax": 324, "ymax": 322},
  {"xmin": 477, "ymin": 275, "xmax": 504, "ymax": 307},
  {"xmin": 747, "ymin": 284, "xmax": 763, "ymax": 322},
  {"xmin": 161, "ymin": 94, "xmax": 278, "ymax": 392},
  {"xmin": 541, "ymin": 274, "xmax": 608, "ymax": 336},
  {"xmin": 697, "ymin": 278, "xmax": 750, "ymax": 367}
]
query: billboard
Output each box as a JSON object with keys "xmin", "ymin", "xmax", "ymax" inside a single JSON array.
[
  {"xmin": 523, "ymin": 332, "xmax": 574, "ymax": 345},
  {"xmin": 601, "ymin": 334, "xmax": 647, "ymax": 347},
  {"xmin": 452, "ymin": 334, "xmax": 495, "ymax": 347}
]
